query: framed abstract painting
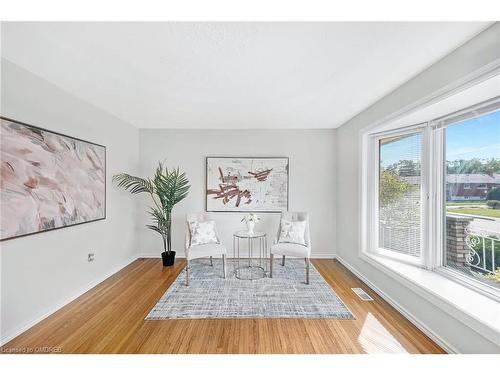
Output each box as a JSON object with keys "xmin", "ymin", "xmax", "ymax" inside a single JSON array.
[
  {"xmin": 0, "ymin": 116, "xmax": 106, "ymax": 241},
  {"xmin": 206, "ymin": 157, "xmax": 289, "ymax": 212}
]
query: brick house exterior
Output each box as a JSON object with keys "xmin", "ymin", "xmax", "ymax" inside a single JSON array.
[{"xmin": 446, "ymin": 173, "xmax": 500, "ymax": 201}]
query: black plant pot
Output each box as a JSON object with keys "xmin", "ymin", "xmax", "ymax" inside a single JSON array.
[{"xmin": 161, "ymin": 251, "xmax": 176, "ymax": 267}]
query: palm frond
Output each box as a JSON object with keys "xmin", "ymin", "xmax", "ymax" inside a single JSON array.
[
  {"xmin": 146, "ymin": 225, "xmax": 163, "ymax": 235},
  {"xmin": 113, "ymin": 173, "xmax": 154, "ymax": 194},
  {"xmin": 148, "ymin": 207, "xmax": 168, "ymax": 227},
  {"xmin": 153, "ymin": 166, "xmax": 191, "ymax": 211}
]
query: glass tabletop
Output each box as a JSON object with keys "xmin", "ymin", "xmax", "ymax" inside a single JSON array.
[{"xmin": 233, "ymin": 230, "xmax": 266, "ymax": 238}]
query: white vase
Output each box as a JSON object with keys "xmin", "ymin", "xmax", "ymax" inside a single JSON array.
[{"xmin": 247, "ymin": 220, "xmax": 255, "ymax": 235}]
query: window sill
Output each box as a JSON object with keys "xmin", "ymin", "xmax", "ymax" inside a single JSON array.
[
  {"xmin": 435, "ymin": 267, "xmax": 500, "ymax": 301},
  {"xmin": 360, "ymin": 252, "xmax": 500, "ymax": 347}
]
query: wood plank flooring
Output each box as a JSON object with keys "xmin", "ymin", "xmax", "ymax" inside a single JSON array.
[{"xmin": 1, "ymin": 258, "xmax": 445, "ymax": 354}]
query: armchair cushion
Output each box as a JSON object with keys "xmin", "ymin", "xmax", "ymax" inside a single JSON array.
[
  {"xmin": 188, "ymin": 220, "xmax": 219, "ymax": 247},
  {"xmin": 186, "ymin": 243, "xmax": 227, "ymax": 260},
  {"xmin": 278, "ymin": 219, "xmax": 307, "ymax": 246},
  {"xmin": 270, "ymin": 242, "xmax": 310, "ymax": 258}
]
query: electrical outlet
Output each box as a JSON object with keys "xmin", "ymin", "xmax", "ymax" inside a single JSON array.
[{"xmin": 88, "ymin": 253, "xmax": 95, "ymax": 262}]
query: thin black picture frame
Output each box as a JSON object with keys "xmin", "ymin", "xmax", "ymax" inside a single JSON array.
[
  {"xmin": 205, "ymin": 156, "xmax": 289, "ymax": 213},
  {"xmin": 0, "ymin": 116, "xmax": 107, "ymax": 241}
]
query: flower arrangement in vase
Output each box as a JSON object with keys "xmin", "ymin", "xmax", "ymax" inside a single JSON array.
[{"xmin": 241, "ymin": 213, "xmax": 260, "ymax": 235}]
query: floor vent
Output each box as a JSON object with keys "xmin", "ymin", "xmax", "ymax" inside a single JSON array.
[{"xmin": 351, "ymin": 287, "xmax": 374, "ymax": 301}]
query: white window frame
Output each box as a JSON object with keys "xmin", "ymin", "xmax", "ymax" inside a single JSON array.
[
  {"xmin": 365, "ymin": 123, "xmax": 429, "ymax": 267},
  {"xmin": 362, "ymin": 96, "xmax": 500, "ymax": 301},
  {"xmin": 431, "ymin": 97, "xmax": 500, "ymax": 300}
]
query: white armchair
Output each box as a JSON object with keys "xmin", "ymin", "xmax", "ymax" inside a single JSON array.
[
  {"xmin": 269, "ymin": 212, "xmax": 311, "ymax": 284},
  {"xmin": 185, "ymin": 213, "xmax": 227, "ymax": 286}
]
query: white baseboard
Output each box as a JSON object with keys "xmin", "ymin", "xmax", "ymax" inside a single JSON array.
[
  {"xmin": 137, "ymin": 252, "xmax": 336, "ymax": 259},
  {"xmin": 334, "ymin": 255, "xmax": 458, "ymax": 353},
  {"xmin": 138, "ymin": 253, "xmax": 178, "ymax": 258},
  {"xmin": 311, "ymin": 252, "xmax": 336, "ymax": 259},
  {"xmin": 0, "ymin": 255, "xmax": 138, "ymax": 346}
]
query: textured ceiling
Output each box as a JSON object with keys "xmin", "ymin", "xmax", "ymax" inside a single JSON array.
[{"xmin": 1, "ymin": 22, "xmax": 492, "ymax": 129}]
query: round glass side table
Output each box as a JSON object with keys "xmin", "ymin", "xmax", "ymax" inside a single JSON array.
[{"xmin": 233, "ymin": 230, "xmax": 268, "ymax": 280}]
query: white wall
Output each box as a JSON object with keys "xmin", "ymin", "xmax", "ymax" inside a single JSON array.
[
  {"xmin": 0, "ymin": 60, "xmax": 140, "ymax": 343},
  {"xmin": 335, "ymin": 23, "xmax": 500, "ymax": 353},
  {"xmin": 138, "ymin": 129, "xmax": 336, "ymax": 258}
]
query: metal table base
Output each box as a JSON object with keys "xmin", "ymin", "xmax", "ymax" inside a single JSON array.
[{"xmin": 233, "ymin": 231, "xmax": 268, "ymax": 280}]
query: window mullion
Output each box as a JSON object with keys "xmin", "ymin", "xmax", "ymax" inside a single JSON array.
[
  {"xmin": 427, "ymin": 125, "xmax": 445, "ymax": 270},
  {"xmin": 420, "ymin": 124, "xmax": 431, "ymax": 268}
]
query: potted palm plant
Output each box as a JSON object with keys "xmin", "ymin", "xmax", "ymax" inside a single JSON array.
[{"xmin": 113, "ymin": 163, "xmax": 190, "ymax": 267}]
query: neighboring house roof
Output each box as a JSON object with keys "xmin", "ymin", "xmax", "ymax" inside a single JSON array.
[
  {"xmin": 400, "ymin": 174, "xmax": 500, "ymax": 185},
  {"xmin": 446, "ymin": 174, "xmax": 499, "ymax": 184}
]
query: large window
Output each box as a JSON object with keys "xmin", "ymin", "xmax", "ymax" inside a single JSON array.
[{"xmin": 364, "ymin": 96, "xmax": 500, "ymax": 298}]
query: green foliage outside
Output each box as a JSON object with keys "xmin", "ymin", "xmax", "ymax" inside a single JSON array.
[
  {"xmin": 487, "ymin": 187, "xmax": 500, "ymax": 201},
  {"xmin": 447, "ymin": 208, "xmax": 500, "ymax": 218},
  {"xmin": 486, "ymin": 200, "xmax": 500, "ymax": 209},
  {"xmin": 485, "ymin": 268, "xmax": 500, "ymax": 282},
  {"xmin": 446, "ymin": 202, "xmax": 485, "ymax": 206},
  {"xmin": 385, "ymin": 157, "xmax": 499, "ymax": 181},
  {"xmin": 379, "ymin": 169, "xmax": 414, "ymax": 206},
  {"xmin": 447, "ymin": 158, "xmax": 500, "ymax": 175},
  {"xmin": 386, "ymin": 159, "xmax": 421, "ymax": 177}
]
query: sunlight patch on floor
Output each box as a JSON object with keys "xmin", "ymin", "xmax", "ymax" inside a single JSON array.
[{"xmin": 358, "ymin": 313, "xmax": 408, "ymax": 353}]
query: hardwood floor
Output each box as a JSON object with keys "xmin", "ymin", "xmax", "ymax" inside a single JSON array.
[{"xmin": 1, "ymin": 258, "xmax": 445, "ymax": 354}]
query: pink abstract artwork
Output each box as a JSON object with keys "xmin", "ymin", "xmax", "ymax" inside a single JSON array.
[{"xmin": 1, "ymin": 117, "xmax": 105, "ymax": 240}]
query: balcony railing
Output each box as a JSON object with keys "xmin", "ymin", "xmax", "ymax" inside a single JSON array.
[{"xmin": 464, "ymin": 225, "xmax": 499, "ymax": 275}]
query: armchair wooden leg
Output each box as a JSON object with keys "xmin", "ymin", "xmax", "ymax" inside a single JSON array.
[
  {"xmin": 210, "ymin": 256, "xmax": 213, "ymax": 267},
  {"xmin": 305, "ymin": 258, "xmax": 310, "ymax": 285},
  {"xmin": 222, "ymin": 255, "xmax": 226, "ymax": 279},
  {"xmin": 282, "ymin": 255, "xmax": 285, "ymax": 266},
  {"xmin": 186, "ymin": 259, "xmax": 190, "ymax": 286},
  {"xmin": 270, "ymin": 253, "xmax": 274, "ymax": 278}
]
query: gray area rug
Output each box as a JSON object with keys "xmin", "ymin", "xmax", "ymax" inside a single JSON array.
[{"xmin": 146, "ymin": 259, "xmax": 354, "ymax": 320}]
